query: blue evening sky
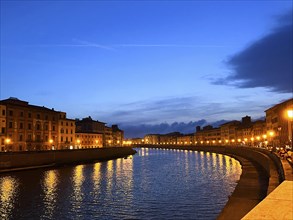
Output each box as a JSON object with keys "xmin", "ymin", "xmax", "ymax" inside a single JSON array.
[{"xmin": 1, "ymin": 1, "xmax": 292, "ymax": 137}]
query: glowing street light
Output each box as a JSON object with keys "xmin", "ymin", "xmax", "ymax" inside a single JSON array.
[
  {"xmin": 287, "ymin": 109, "xmax": 293, "ymax": 149},
  {"xmin": 5, "ymin": 138, "xmax": 11, "ymax": 144},
  {"xmin": 288, "ymin": 109, "xmax": 293, "ymax": 119}
]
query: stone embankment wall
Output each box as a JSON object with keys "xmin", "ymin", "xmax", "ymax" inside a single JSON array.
[
  {"xmin": 0, "ymin": 147, "xmax": 136, "ymax": 172},
  {"xmin": 136, "ymin": 145, "xmax": 285, "ymax": 220}
]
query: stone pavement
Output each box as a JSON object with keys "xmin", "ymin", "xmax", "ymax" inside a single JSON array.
[
  {"xmin": 242, "ymin": 159, "xmax": 293, "ymax": 220},
  {"xmin": 242, "ymin": 180, "xmax": 293, "ymax": 220}
]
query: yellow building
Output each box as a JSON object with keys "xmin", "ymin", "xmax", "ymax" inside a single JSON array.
[
  {"xmin": 0, "ymin": 97, "xmax": 75, "ymax": 151},
  {"xmin": 0, "ymin": 104, "xmax": 7, "ymax": 151},
  {"xmin": 265, "ymin": 98, "xmax": 293, "ymax": 148},
  {"xmin": 75, "ymin": 132, "xmax": 103, "ymax": 149},
  {"xmin": 57, "ymin": 112, "xmax": 76, "ymax": 150},
  {"xmin": 144, "ymin": 134, "xmax": 160, "ymax": 144},
  {"xmin": 112, "ymin": 125, "xmax": 124, "ymax": 146}
]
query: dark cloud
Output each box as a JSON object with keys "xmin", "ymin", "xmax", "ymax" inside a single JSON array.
[
  {"xmin": 214, "ymin": 10, "xmax": 292, "ymax": 93},
  {"xmin": 121, "ymin": 120, "xmax": 206, "ymax": 138},
  {"xmin": 120, "ymin": 119, "xmax": 230, "ymax": 138}
]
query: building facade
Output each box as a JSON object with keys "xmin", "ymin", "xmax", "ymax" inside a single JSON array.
[
  {"xmin": 75, "ymin": 132, "xmax": 103, "ymax": 149},
  {"xmin": 265, "ymin": 98, "xmax": 293, "ymax": 148},
  {"xmin": 0, "ymin": 97, "xmax": 76, "ymax": 151}
]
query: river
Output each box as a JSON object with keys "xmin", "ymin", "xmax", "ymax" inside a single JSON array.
[{"xmin": 0, "ymin": 148, "xmax": 241, "ymax": 220}]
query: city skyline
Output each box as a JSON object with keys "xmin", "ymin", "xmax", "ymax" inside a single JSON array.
[{"xmin": 1, "ymin": 1, "xmax": 292, "ymax": 137}]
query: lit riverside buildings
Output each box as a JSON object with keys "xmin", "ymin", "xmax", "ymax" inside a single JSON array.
[
  {"xmin": 0, "ymin": 97, "xmax": 124, "ymax": 152},
  {"xmin": 130, "ymin": 98, "xmax": 293, "ymax": 148}
]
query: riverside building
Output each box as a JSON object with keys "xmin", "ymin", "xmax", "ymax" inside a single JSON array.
[
  {"xmin": 265, "ymin": 98, "xmax": 293, "ymax": 148},
  {"xmin": 0, "ymin": 97, "xmax": 75, "ymax": 151},
  {"xmin": 0, "ymin": 98, "xmax": 125, "ymax": 152}
]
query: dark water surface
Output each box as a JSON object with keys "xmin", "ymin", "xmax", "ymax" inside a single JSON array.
[{"xmin": 0, "ymin": 148, "xmax": 241, "ymax": 220}]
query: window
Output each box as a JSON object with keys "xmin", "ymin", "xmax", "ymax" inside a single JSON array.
[
  {"xmin": 1, "ymin": 127, "xmax": 5, "ymax": 134},
  {"xmin": 9, "ymin": 110, "xmax": 13, "ymax": 116},
  {"xmin": 61, "ymin": 128, "xmax": 64, "ymax": 134},
  {"xmin": 28, "ymin": 112, "xmax": 31, "ymax": 118},
  {"xmin": 28, "ymin": 134, "xmax": 32, "ymax": 140},
  {"xmin": 28, "ymin": 123, "xmax": 32, "ymax": 130},
  {"xmin": 61, "ymin": 136, "xmax": 63, "ymax": 142},
  {"xmin": 36, "ymin": 124, "xmax": 41, "ymax": 130},
  {"xmin": 9, "ymin": 122, "xmax": 13, "ymax": 128},
  {"xmin": 52, "ymin": 116, "xmax": 55, "ymax": 121},
  {"xmin": 20, "ymin": 123, "xmax": 23, "ymax": 129},
  {"xmin": 66, "ymin": 122, "xmax": 68, "ymax": 126},
  {"xmin": 36, "ymin": 135, "xmax": 41, "ymax": 141},
  {"xmin": 61, "ymin": 122, "xmax": 63, "ymax": 126},
  {"xmin": 37, "ymin": 114, "xmax": 40, "ymax": 119},
  {"xmin": 19, "ymin": 134, "xmax": 23, "ymax": 141},
  {"xmin": 52, "ymin": 125, "xmax": 55, "ymax": 131},
  {"xmin": 66, "ymin": 129, "xmax": 68, "ymax": 134},
  {"xmin": 45, "ymin": 115, "xmax": 48, "ymax": 120},
  {"xmin": 20, "ymin": 111, "xmax": 24, "ymax": 117},
  {"xmin": 2, "ymin": 110, "xmax": 5, "ymax": 116},
  {"xmin": 44, "ymin": 124, "xmax": 48, "ymax": 131}
]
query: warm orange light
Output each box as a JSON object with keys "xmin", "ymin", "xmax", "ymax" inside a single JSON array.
[
  {"xmin": 251, "ymin": 137, "xmax": 254, "ymax": 141},
  {"xmin": 5, "ymin": 138, "xmax": 11, "ymax": 144},
  {"xmin": 77, "ymin": 139, "xmax": 81, "ymax": 144},
  {"xmin": 287, "ymin": 109, "xmax": 293, "ymax": 119},
  {"xmin": 244, "ymin": 138, "xmax": 248, "ymax": 142},
  {"xmin": 269, "ymin": 131, "xmax": 274, "ymax": 137},
  {"xmin": 256, "ymin": 136, "xmax": 260, "ymax": 140},
  {"xmin": 262, "ymin": 134, "xmax": 267, "ymax": 139},
  {"xmin": 237, "ymin": 139, "xmax": 241, "ymax": 142},
  {"xmin": 49, "ymin": 139, "xmax": 53, "ymax": 144}
]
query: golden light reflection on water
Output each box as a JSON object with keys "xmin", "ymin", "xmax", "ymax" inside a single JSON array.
[
  {"xmin": 106, "ymin": 160, "xmax": 114, "ymax": 191},
  {"xmin": 72, "ymin": 165, "xmax": 85, "ymax": 209},
  {"xmin": 93, "ymin": 163, "xmax": 102, "ymax": 192},
  {"xmin": 120, "ymin": 156, "xmax": 134, "ymax": 203},
  {"xmin": 0, "ymin": 176, "xmax": 19, "ymax": 220},
  {"xmin": 42, "ymin": 170, "xmax": 59, "ymax": 219}
]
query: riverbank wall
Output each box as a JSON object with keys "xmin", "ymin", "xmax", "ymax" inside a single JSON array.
[
  {"xmin": 0, "ymin": 147, "xmax": 136, "ymax": 173},
  {"xmin": 135, "ymin": 144, "xmax": 285, "ymax": 220}
]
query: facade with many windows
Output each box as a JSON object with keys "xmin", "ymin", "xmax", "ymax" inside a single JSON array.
[
  {"xmin": 265, "ymin": 98, "xmax": 293, "ymax": 148},
  {"xmin": 0, "ymin": 97, "xmax": 75, "ymax": 151}
]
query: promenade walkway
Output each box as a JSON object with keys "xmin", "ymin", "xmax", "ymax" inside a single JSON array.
[{"xmin": 242, "ymin": 159, "xmax": 293, "ymax": 220}]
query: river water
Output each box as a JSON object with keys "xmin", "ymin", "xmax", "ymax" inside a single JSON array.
[{"xmin": 0, "ymin": 148, "xmax": 241, "ymax": 220}]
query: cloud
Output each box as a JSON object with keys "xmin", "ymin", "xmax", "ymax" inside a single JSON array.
[
  {"xmin": 214, "ymin": 10, "xmax": 292, "ymax": 93},
  {"xmin": 120, "ymin": 119, "xmax": 232, "ymax": 138},
  {"xmin": 23, "ymin": 39, "xmax": 225, "ymax": 50},
  {"xmin": 120, "ymin": 120, "xmax": 205, "ymax": 138}
]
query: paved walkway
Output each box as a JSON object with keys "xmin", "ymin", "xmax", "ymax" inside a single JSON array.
[
  {"xmin": 242, "ymin": 159, "xmax": 293, "ymax": 220},
  {"xmin": 242, "ymin": 180, "xmax": 293, "ymax": 220}
]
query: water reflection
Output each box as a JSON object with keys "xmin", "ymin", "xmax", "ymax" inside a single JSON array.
[
  {"xmin": 71, "ymin": 165, "xmax": 85, "ymax": 215},
  {"xmin": 0, "ymin": 176, "xmax": 19, "ymax": 220},
  {"xmin": 41, "ymin": 170, "xmax": 59, "ymax": 219},
  {"xmin": 93, "ymin": 162, "xmax": 102, "ymax": 193},
  {"xmin": 1, "ymin": 148, "xmax": 241, "ymax": 220}
]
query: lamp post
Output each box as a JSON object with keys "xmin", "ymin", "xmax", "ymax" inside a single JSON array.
[
  {"xmin": 287, "ymin": 109, "xmax": 293, "ymax": 150},
  {"xmin": 5, "ymin": 138, "xmax": 11, "ymax": 152},
  {"xmin": 268, "ymin": 131, "xmax": 275, "ymax": 149},
  {"xmin": 49, "ymin": 139, "xmax": 54, "ymax": 150}
]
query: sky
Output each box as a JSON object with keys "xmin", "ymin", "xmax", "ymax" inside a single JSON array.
[{"xmin": 0, "ymin": 1, "xmax": 292, "ymax": 138}]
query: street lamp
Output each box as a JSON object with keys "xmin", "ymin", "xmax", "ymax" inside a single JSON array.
[
  {"xmin": 5, "ymin": 138, "xmax": 11, "ymax": 151},
  {"xmin": 49, "ymin": 139, "xmax": 54, "ymax": 150},
  {"xmin": 287, "ymin": 109, "xmax": 293, "ymax": 149}
]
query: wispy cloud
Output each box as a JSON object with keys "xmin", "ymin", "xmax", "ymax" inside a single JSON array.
[{"xmin": 23, "ymin": 40, "xmax": 225, "ymax": 50}]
